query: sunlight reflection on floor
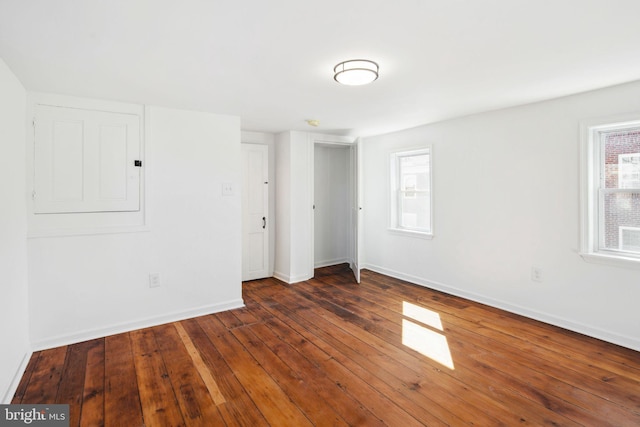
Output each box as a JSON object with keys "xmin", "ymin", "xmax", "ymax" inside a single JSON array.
[{"xmin": 402, "ymin": 301, "xmax": 454, "ymax": 369}]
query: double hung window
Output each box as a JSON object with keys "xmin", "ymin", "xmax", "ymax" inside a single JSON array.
[
  {"xmin": 390, "ymin": 148, "xmax": 432, "ymax": 237},
  {"xmin": 581, "ymin": 118, "xmax": 640, "ymax": 266}
]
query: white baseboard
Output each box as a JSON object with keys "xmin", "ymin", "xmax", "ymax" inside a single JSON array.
[
  {"xmin": 273, "ymin": 270, "xmax": 289, "ymax": 283},
  {"xmin": 314, "ymin": 258, "xmax": 350, "ymax": 268},
  {"xmin": 30, "ymin": 299, "xmax": 245, "ymax": 351},
  {"xmin": 363, "ymin": 263, "xmax": 640, "ymax": 352},
  {"xmin": 2, "ymin": 350, "xmax": 33, "ymax": 404},
  {"xmin": 273, "ymin": 271, "xmax": 312, "ymax": 284}
]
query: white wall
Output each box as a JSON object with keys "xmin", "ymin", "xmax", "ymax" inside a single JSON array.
[
  {"xmin": 274, "ymin": 131, "xmax": 292, "ymax": 280},
  {"xmin": 28, "ymin": 104, "xmax": 243, "ymax": 348},
  {"xmin": 274, "ymin": 131, "xmax": 314, "ymax": 283},
  {"xmin": 241, "ymin": 131, "xmax": 276, "ymax": 276},
  {"xmin": 361, "ymin": 80, "xmax": 640, "ymax": 351},
  {"xmin": 0, "ymin": 58, "xmax": 30, "ymax": 403},
  {"xmin": 314, "ymin": 145, "xmax": 350, "ymax": 267}
]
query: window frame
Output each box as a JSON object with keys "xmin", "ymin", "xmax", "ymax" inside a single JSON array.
[
  {"xmin": 618, "ymin": 152, "xmax": 640, "ymax": 189},
  {"xmin": 580, "ymin": 115, "xmax": 640, "ymax": 269},
  {"xmin": 389, "ymin": 147, "xmax": 433, "ymax": 239},
  {"xmin": 619, "ymin": 226, "xmax": 640, "ymax": 252}
]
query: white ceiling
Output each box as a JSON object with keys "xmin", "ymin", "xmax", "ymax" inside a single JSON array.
[{"xmin": 2, "ymin": 0, "xmax": 640, "ymax": 137}]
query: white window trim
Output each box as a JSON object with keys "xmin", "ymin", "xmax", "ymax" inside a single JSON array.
[
  {"xmin": 619, "ymin": 226, "xmax": 640, "ymax": 251},
  {"xmin": 388, "ymin": 147, "xmax": 433, "ymax": 239},
  {"xmin": 579, "ymin": 114, "xmax": 640, "ymax": 269}
]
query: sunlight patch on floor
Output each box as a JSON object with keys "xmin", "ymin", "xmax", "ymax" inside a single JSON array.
[
  {"xmin": 402, "ymin": 301, "xmax": 443, "ymax": 330},
  {"xmin": 402, "ymin": 301, "xmax": 454, "ymax": 369}
]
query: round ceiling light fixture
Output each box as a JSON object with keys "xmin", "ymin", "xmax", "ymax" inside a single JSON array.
[{"xmin": 333, "ymin": 59, "xmax": 379, "ymax": 86}]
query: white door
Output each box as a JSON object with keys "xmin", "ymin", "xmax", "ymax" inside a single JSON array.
[{"xmin": 242, "ymin": 144, "xmax": 269, "ymax": 281}]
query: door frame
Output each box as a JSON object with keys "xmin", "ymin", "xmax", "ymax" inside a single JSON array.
[{"xmin": 309, "ymin": 134, "xmax": 360, "ymax": 282}]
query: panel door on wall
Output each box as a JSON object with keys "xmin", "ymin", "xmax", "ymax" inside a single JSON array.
[
  {"xmin": 242, "ymin": 144, "xmax": 269, "ymax": 281},
  {"xmin": 33, "ymin": 104, "xmax": 141, "ymax": 214}
]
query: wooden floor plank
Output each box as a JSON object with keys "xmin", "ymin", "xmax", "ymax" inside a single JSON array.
[
  {"xmin": 152, "ymin": 323, "xmax": 225, "ymax": 427},
  {"xmin": 13, "ymin": 264, "xmax": 640, "ymax": 426},
  {"xmin": 314, "ymin": 274, "xmax": 638, "ymax": 426},
  {"xmin": 359, "ymin": 270, "xmax": 640, "ymax": 415},
  {"xmin": 20, "ymin": 346, "xmax": 67, "ymax": 403},
  {"xmin": 196, "ymin": 314, "xmax": 314, "ymax": 426},
  {"xmin": 250, "ymin": 282, "xmax": 507, "ymax": 426},
  {"xmin": 244, "ymin": 296, "xmax": 451, "ymax": 426},
  {"xmin": 179, "ymin": 318, "xmax": 269, "ymax": 427},
  {"xmin": 364, "ymin": 269, "xmax": 640, "ymax": 379},
  {"xmin": 228, "ymin": 306, "xmax": 261, "ymax": 326},
  {"xmin": 229, "ymin": 322, "xmax": 350, "ymax": 426},
  {"xmin": 11, "ymin": 351, "xmax": 41, "ymax": 403},
  {"xmin": 104, "ymin": 333, "xmax": 144, "ymax": 427},
  {"xmin": 79, "ymin": 338, "xmax": 105, "ymax": 427},
  {"xmin": 298, "ymin": 277, "xmax": 628, "ymax": 427},
  {"xmin": 130, "ymin": 328, "xmax": 186, "ymax": 427},
  {"xmin": 55, "ymin": 340, "xmax": 94, "ymax": 426},
  {"xmin": 366, "ymin": 269, "xmax": 640, "ymax": 376},
  {"xmin": 173, "ymin": 322, "xmax": 226, "ymax": 406}
]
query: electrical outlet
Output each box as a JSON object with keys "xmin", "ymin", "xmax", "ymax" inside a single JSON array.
[
  {"xmin": 149, "ymin": 273, "xmax": 161, "ymax": 288},
  {"xmin": 531, "ymin": 266, "xmax": 543, "ymax": 283}
]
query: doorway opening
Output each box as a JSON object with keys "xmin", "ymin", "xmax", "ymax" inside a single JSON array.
[
  {"xmin": 312, "ymin": 141, "xmax": 360, "ymax": 282},
  {"xmin": 314, "ymin": 144, "xmax": 350, "ymax": 267}
]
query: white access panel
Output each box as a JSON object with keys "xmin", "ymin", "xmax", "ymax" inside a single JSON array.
[{"xmin": 33, "ymin": 105, "xmax": 141, "ymax": 214}]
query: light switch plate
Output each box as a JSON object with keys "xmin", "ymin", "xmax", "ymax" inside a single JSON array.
[
  {"xmin": 222, "ymin": 182, "xmax": 235, "ymax": 196},
  {"xmin": 149, "ymin": 273, "xmax": 161, "ymax": 288}
]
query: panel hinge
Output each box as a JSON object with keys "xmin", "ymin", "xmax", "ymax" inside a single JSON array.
[
  {"xmin": 32, "ymin": 118, "xmax": 35, "ymax": 128},
  {"xmin": 134, "ymin": 160, "xmax": 142, "ymax": 167},
  {"xmin": 31, "ymin": 190, "xmax": 36, "ymax": 200}
]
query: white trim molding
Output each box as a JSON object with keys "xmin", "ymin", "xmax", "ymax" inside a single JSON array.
[
  {"xmin": 2, "ymin": 351, "xmax": 33, "ymax": 404},
  {"xmin": 273, "ymin": 271, "xmax": 312, "ymax": 284},
  {"xmin": 30, "ymin": 299, "xmax": 245, "ymax": 351},
  {"xmin": 387, "ymin": 228, "xmax": 434, "ymax": 240}
]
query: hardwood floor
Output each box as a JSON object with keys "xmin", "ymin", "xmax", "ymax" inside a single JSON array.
[{"xmin": 13, "ymin": 264, "xmax": 640, "ymax": 426}]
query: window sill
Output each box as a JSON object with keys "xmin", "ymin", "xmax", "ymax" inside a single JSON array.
[
  {"xmin": 579, "ymin": 251, "xmax": 640, "ymax": 270},
  {"xmin": 387, "ymin": 228, "xmax": 433, "ymax": 240}
]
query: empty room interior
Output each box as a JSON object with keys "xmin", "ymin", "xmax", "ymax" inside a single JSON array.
[{"xmin": 1, "ymin": 1, "xmax": 640, "ymax": 425}]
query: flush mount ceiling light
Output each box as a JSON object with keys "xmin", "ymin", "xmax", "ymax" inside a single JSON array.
[{"xmin": 333, "ymin": 59, "xmax": 379, "ymax": 86}]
